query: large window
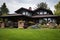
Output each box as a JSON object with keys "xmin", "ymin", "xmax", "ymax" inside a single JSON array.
[
  {"xmin": 39, "ymin": 18, "xmax": 56, "ymax": 24},
  {"xmin": 43, "ymin": 18, "xmax": 52, "ymax": 22},
  {"xmin": 43, "ymin": 18, "xmax": 56, "ymax": 23},
  {"xmin": 5, "ymin": 21, "xmax": 18, "ymax": 28},
  {"xmin": 39, "ymin": 19, "xmax": 47, "ymax": 24}
]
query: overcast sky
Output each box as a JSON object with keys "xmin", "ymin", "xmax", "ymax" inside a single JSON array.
[{"xmin": 0, "ymin": 0, "xmax": 60, "ymax": 14}]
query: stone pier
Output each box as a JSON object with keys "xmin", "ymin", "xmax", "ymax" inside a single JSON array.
[
  {"xmin": 0, "ymin": 22, "xmax": 5, "ymax": 28},
  {"xmin": 18, "ymin": 20, "xmax": 25, "ymax": 28}
]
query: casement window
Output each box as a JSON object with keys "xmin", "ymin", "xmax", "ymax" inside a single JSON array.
[
  {"xmin": 26, "ymin": 12, "xmax": 31, "ymax": 16},
  {"xmin": 37, "ymin": 12, "xmax": 43, "ymax": 15},
  {"xmin": 43, "ymin": 18, "xmax": 56, "ymax": 23},
  {"xmin": 44, "ymin": 12, "xmax": 47, "ymax": 14},
  {"xmin": 22, "ymin": 12, "xmax": 26, "ymax": 15},
  {"xmin": 37, "ymin": 11, "xmax": 48, "ymax": 15},
  {"xmin": 39, "ymin": 19, "xmax": 43, "ymax": 23},
  {"xmin": 40, "ymin": 12, "xmax": 43, "ymax": 14},
  {"xmin": 22, "ymin": 12, "xmax": 31, "ymax": 16},
  {"xmin": 37, "ymin": 12, "xmax": 40, "ymax": 14}
]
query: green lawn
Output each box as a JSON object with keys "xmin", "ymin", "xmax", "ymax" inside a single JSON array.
[{"xmin": 0, "ymin": 29, "xmax": 60, "ymax": 40}]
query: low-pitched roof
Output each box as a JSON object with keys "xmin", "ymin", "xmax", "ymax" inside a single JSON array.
[
  {"xmin": 34, "ymin": 8, "xmax": 53, "ymax": 15},
  {"xmin": 0, "ymin": 8, "xmax": 59, "ymax": 18},
  {"xmin": 0, "ymin": 14, "xmax": 60, "ymax": 19},
  {"xmin": 32, "ymin": 15, "xmax": 60, "ymax": 18},
  {"xmin": 0, "ymin": 14, "xmax": 32, "ymax": 18},
  {"xmin": 15, "ymin": 7, "xmax": 33, "ymax": 13},
  {"xmin": 15, "ymin": 7, "xmax": 53, "ymax": 15}
]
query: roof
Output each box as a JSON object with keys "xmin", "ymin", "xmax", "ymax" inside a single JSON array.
[
  {"xmin": 15, "ymin": 7, "xmax": 53, "ymax": 15},
  {"xmin": 15, "ymin": 7, "xmax": 33, "ymax": 13},
  {"xmin": 0, "ymin": 14, "xmax": 60, "ymax": 19},
  {"xmin": 0, "ymin": 8, "xmax": 59, "ymax": 18},
  {"xmin": 32, "ymin": 15, "xmax": 60, "ymax": 18},
  {"xmin": 34, "ymin": 8, "xmax": 53, "ymax": 15},
  {"xmin": 0, "ymin": 14, "xmax": 32, "ymax": 18}
]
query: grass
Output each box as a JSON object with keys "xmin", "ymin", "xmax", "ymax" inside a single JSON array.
[{"xmin": 0, "ymin": 28, "xmax": 60, "ymax": 40}]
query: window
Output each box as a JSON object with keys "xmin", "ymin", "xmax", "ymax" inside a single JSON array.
[
  {"xmin": 22, "ymin": 12, "xmax": 26, "ymax": 15},
  {"xmin": 37, "ymin": 12, "xmax": 40, "ymax": 14},
  {"xmin": 26, "ymin": 12, "xmax": 31, "ymax": 16},
  {"xmin": 48, "ymin": 18, "xmax": 52, "ymax": 22},
  {"xmin": 39, "ymin": 18, "xmax": 56, "ymax": 24},
  {"xmin": 52, "ymin": 19, "xmax": 56, "ymax": 23},
  {"xmin": 37, "ymin": 11, "xmax": 47, "ymax": 15},
  {"xmin": 44, "ymin": 18, "xmax": 47, "ymax": 21},
  {"xmin": 37, "ymin": 12, "xmax": 43, "ymax": 15},
  {"xmin": 40, "ymin": 12, "xmax": 43, "ymax": 14},
  {"xmin": 39, "ymin": 19, "xmax": 43, "ymax": 23},
  {"xmin": 39, "ymin": 19, "xmax": 47, "ymax": 24},
  {"xmin": 44, "ymin": 12, "xmax": 47, "ymax": 14}
]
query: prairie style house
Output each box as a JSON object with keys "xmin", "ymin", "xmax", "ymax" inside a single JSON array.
[{"xmin": 0, "ymin": 7, "xmax": 60, "ymax": 28}]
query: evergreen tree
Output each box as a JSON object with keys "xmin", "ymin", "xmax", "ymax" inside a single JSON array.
[{"xmin": 1, "ymin": 3, "xmax": 9, "ymax": 15}]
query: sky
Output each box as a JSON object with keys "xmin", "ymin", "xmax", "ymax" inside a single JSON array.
[{"xmin": 0, "ymin": 0, "xmax": 60, "ymax": 14}]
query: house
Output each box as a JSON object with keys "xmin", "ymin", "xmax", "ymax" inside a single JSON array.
[{"xmin": 0, "ymin": 7, "xmax": 60, "ymax": 28}]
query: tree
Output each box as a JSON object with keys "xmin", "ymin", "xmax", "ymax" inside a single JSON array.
[
  {"xmin": 1, "ymin": 3, "xmax": 9, "ymax": 15},
  {"xmin": 37, "ymin": 2, "xmax": 49, "ymax": 9},
  {"xmin": 54, "ymin": 1, "xmax": 60, "ymax": 15}
]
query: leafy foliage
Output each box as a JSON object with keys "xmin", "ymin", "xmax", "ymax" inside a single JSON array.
[
  {"xmin": 54, "ymin": 1, "xmax": 60, "ymax": 15},
  {"xmin": 37, "ymin": 2, "xmax": 49, "ymax": 9}
]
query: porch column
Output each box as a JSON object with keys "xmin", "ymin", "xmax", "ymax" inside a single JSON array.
[
  {"xmin": 47, "ymin": 18, "xmax": 48, "ymax": 23},
  {"xmin": 18, "ymin": 20, "xmax": 24, "ymax": 28}
]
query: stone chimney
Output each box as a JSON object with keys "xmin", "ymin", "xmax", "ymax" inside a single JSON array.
[{"xmin": 29, "ymin": 7, "xmax": 32, "ymax": 10}]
